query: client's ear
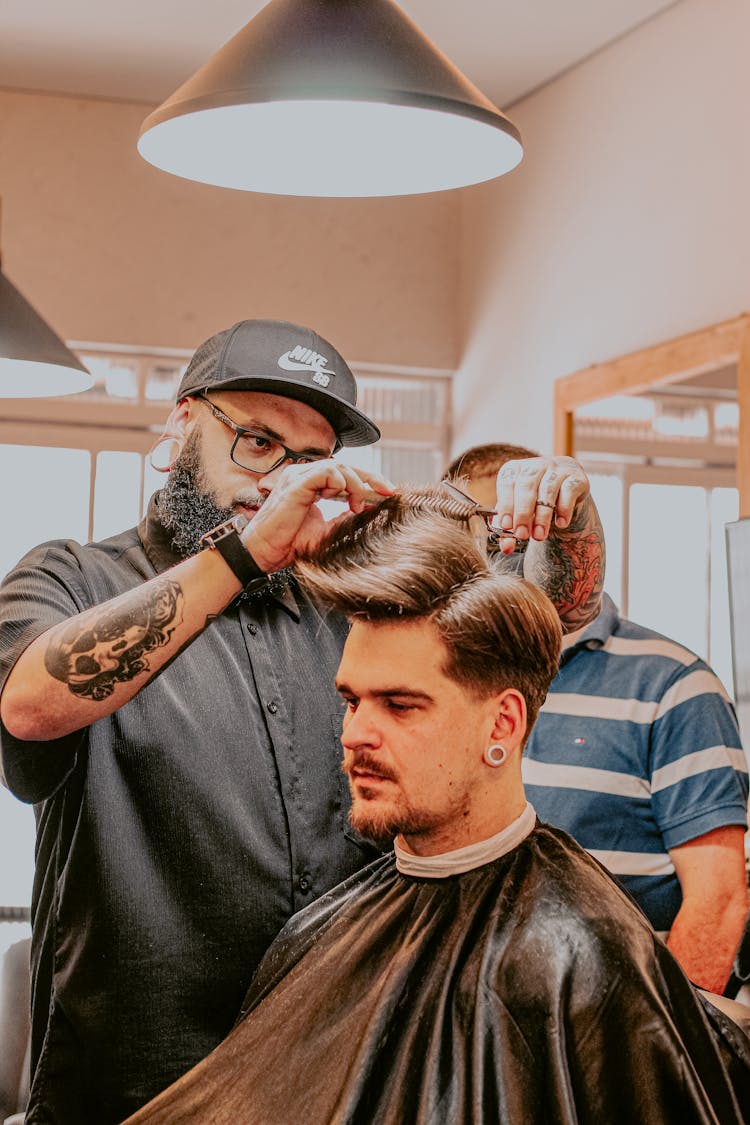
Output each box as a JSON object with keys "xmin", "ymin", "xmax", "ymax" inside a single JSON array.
[{"xmin": 489, "ymin": 689, "xmax": 527, "ymax": 752}]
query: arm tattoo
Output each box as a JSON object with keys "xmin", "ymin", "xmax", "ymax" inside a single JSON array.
[
  {"xmin": 45, "ymin": 578, "xmax": 184, "ymax": 702},
  {"xmin": 523, "ymin": 495, "xmax": 605, "ymax": 632}
]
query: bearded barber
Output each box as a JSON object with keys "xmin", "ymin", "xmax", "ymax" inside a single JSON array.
[{"xmin": 0, "ymin": 320, "xmax": 395, "ymax": 1125}]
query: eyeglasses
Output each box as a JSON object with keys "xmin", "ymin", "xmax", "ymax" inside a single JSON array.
[{"xmin": 195, "ymin": 393, "xmax": 337, "ymax": 474}]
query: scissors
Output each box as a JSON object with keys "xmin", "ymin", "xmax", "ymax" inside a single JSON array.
[{"xmin": 439, "ymin": 480, "xmax": 527, "ymax": 552}]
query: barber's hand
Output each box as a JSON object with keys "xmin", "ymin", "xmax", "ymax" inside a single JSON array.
[
  {"xmin": 240, "ymin": 460, "xmax": 394, "ymax": 573},
  {"xmin": 493, "ymin": 456, "xmax": 591, "ymax": 553}
]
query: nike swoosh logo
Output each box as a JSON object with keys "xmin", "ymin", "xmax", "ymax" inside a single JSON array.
[{"xmin": 277, "ymin": 351, "xmax": 329, "ymax": 374}]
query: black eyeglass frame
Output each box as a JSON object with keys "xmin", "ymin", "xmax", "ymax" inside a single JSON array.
[{"xmin": 194, "ymin": 392, "xmax": 341, "ymax": 474}]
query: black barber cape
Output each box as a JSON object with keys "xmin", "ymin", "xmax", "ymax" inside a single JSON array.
[{"xmin": 125, "ymin": 823, "xmax": 749, "ymax": 1124}]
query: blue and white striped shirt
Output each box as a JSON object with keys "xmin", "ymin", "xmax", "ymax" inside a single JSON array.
[{"xmin": 523, "ymin": 594, "xmax": 749, "ymax": 932}]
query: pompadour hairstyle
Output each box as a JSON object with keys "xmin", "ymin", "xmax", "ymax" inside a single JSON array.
[
  {"xmin": 295, "ymin": 490, "xmax": 561, "ymax": 730},
  {"xmin": 445, "ymin": 441, "xmax": 539, "ymax": 483}
]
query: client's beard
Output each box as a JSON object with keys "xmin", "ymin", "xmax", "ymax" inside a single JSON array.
[{"xmin": 159, "ymin": 430, "xmax": 244, "ymax": 558}]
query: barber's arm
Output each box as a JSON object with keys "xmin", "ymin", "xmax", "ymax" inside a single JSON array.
[
  {"xmin": 492, "ymin": 455, "xmax": 605, "ymax": 632},
  {"xmin": 666, "ymin": 825, "xmax": 749, "ymax": 994},
  {"xmin": 0, "ymin": 460, "xmax": 391, "ymax": 744}
]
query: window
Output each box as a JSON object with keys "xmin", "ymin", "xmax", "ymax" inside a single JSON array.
[{"xmin": 577, "ymin": 392, "xmax": 738, "ymax": 694}]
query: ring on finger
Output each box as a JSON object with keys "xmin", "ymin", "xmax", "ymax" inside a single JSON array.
[{"xmin": 535, "ymin": 498, "xmax": 556, "ymax": 510}]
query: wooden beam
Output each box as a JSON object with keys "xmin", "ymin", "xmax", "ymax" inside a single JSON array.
[
  {"xmin": 556, "ymin": 315, "xmax": 749, "ymax": 415},
  {"xmin": 553, "ymin": 381, "xmax": 574, "ymax": 456}
]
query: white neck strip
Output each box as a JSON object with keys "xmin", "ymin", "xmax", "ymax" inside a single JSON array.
[{"xmin": 394, "ymin": 802, "xmax": 536, "ymax": 878}]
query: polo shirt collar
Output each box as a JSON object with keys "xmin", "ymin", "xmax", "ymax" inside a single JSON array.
[{"xmin": 137, "ymin": 491, "xmax": 301, "ymax": 620}]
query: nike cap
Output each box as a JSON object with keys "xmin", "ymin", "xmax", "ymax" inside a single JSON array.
[{"xmin": 177, "ymin": 319, "xmax": 380, "ymax": 448}]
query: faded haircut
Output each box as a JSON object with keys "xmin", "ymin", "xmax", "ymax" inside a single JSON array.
[
  {"xmin": 295, "ymin": 491, "xmax": 561, "ymax": 730},
  {"xmin": 445, "ymin": 441, "xmax": 539, "ymax": 483}
]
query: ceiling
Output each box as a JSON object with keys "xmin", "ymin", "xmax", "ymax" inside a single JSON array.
[{"xmin": 0, "ymin": 0, "xmax": 679, "ymax": 108}]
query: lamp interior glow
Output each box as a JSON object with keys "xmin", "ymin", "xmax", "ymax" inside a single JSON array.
[
  {"xmin": 0, "ymin": 357, "xmax": 93, "ymax": 398},
  {"xmin": 138, "ymin": 100, "xmax": 523, "ymax": 197}
]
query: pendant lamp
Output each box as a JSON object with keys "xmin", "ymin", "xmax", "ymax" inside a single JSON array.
[
  {"xmin": 0, "ymin": 269, "xmax": 92, "ymax": 397},
  {"xmin": 138, "ymin": 0, "xmax": 523, "ymax": 197},
  {"xmin": 0, "ymin": 208, "xmax": 92, "ymax": 397}
]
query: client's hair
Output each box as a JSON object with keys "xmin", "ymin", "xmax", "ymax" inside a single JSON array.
[{"xmin": 295, "ymin": 490, "xmax": 561, "ymax": 730}]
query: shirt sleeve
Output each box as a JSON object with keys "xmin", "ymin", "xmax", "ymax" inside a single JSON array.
[
  {"xmin": 0, "ymin": 542, "xmax": 90, "ymax": 803},
  {"xmin": 648, "ymin": 659, "xmax": 749, "ymax": 849}
]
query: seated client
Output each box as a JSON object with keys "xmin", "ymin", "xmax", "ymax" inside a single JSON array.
[{"xmin": 125, "ymin": 494, "xmax": 749, "ymax": 1125}]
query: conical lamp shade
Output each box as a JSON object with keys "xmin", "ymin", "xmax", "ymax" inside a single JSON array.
[
  {"xmin": 0, "ymin": 270, "xmax": 92, "ymax": 397},
  {"xmin": 138, "ymin": 0, "xmax": 522, "ymax": 197}
]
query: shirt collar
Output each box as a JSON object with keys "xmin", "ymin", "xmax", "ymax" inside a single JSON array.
[
  {"xmin": 137, "ymin": 491, "xmax": 301, "ymax": 620},
  {"xmin": 560, "ymin": 592, "xmax": 619, "ymax": 662},
  {"xmin": 138, "ymin": 491, "xmax": 181, "ymax": 574},
  {"xmin": 394, "ymin": 802, "xmax": 537, "ymax": 878}
]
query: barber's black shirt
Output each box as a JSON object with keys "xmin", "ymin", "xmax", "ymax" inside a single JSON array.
[{"xmin": 0, "ymin": 493, "xmax": 377, "ymax": 1124}]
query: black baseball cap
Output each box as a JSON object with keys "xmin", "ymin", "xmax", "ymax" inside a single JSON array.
[{"xmin": 177, "ymin": 319, "xmax": 380, "ymax": 448}]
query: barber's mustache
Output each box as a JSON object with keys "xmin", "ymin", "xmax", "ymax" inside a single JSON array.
[{"xmin": 342, "ymin": 755, "xmax": 398, "ymax": 783}]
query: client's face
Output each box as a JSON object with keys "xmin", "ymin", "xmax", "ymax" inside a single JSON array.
[{"xmin": 336, "ymin": 618, "xmax": 498, "ymax": 855}]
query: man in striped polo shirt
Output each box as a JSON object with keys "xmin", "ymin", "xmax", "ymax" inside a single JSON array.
[{"xmin": 447, "ymin": 442, "xmax": 749, "ymax": 995}]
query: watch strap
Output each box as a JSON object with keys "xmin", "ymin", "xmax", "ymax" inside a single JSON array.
[{"xmin": 199, "ymin": 515, "xmax": 266, "ymax": 587}]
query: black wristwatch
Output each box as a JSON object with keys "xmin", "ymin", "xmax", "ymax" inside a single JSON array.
[{"xmin": 199, "ymin": 514, "xmax": 266, "ymax": 586}]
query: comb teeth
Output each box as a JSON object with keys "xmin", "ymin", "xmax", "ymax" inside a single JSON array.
[
  {"xmin": 327, "ymin": 488, "xmax": 479, "ymax": 521},
  {"xmin": 398, "ymin": 488, "xmax": 478, "ymax": 521}
]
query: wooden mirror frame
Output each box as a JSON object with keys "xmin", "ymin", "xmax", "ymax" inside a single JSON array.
[{"xmin": 553, "ymin": 314, "xmax": 750, "ymax": 518}]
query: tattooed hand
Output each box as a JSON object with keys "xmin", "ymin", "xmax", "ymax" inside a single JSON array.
[
  {"xmin": 45, "ymin": 578, "xmax": 184, "ymax": 701},
  {"xmin": 490, "ymin": 456, "xmax": 605, "ymax": 633},
  {"xmin": 491, "ymin": 455, "xmax": 589, "ymax": 546}
]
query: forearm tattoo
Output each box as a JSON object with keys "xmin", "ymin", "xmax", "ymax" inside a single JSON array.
[
  {"xmin": 523, "ymin": 495, "xmax": 605, "ymax": 633},
  {"xmin": 45, "ymin": 578, "xmax": 184, "ymax": 701}
]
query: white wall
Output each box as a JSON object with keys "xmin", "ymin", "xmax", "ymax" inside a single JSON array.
[{"xmin": 454, "ymin": 0, "xmax": 750, "ymax": 454}]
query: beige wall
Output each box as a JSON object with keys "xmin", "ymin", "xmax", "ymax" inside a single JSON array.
[
  {"xmin": 454, "ymin": 0, "xmax": 750, "ymax": 454},
  {"xmin": 0, "ymin": 89, "xmax": 459, "ymax": 372}
]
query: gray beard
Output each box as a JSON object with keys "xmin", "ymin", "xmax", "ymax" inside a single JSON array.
[{"xmin": 159, "ymin": 431, "xmax": 239, "ymax": 558}]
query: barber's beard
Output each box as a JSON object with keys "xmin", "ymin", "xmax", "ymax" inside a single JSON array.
[{"xmin": 158, "ymin": 429, "xmax": 263, "ymax": 559}]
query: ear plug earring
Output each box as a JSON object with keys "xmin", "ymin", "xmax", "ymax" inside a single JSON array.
[
  {"xmin": 484, "ymin": 744, "xmax": 508, "ymax": 767},
  {"xmin": 148, "ymin": 432, "xmax": 183, "ymax": 473}
]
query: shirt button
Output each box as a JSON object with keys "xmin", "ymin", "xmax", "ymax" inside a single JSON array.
[
  {"xmin": 298, "ymin": 875, "xmax": 311, "ymax": 893},
  {"xmin": 267, "ymin": 701, "xmax": 278, "ymax": 715},
  {"xmin": 247, "ymin": 624, "xmax": 258, "ymax": 636}
]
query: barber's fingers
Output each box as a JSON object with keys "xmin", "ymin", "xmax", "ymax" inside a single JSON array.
[
  {"xmin": 490, "ymin": 527, "xmax": 525, "ymax": 555},
  {"xmin": 495, "ymin": 458, "xmax": 547, "ymax": 541},
  {"xmin": 267, "ymin": 460, "xmax": 392, "ymax": 503},
  {"xmin": 314, "ymin": 463, "xmax": 395, "ymax": 513},
  {"xmin": 495, "ymin": 456, "xmax": 590, "ymax": 542},
  {"xmin": 552, "ymin": 468, "xmax": 589, "ymax": 530}
]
